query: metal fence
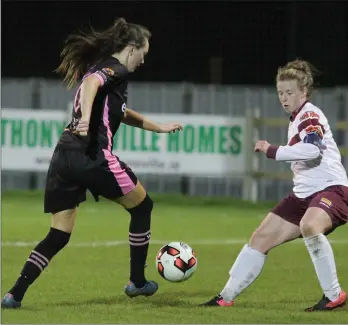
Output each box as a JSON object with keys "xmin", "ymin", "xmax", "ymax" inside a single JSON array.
[{"xmin": 2, "ymin": 78, "xmax": 347, "ymax": 201}]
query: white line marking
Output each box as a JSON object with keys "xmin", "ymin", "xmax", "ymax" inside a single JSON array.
[{"xmin": 1, "ymin": 239, "xmax": 348, "ymax": 247}]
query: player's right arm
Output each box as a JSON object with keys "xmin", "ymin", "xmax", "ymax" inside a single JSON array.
[
  {"xmin": 266, "ymin": 141, "xmax": 322, "ymax": 162},
  {"xmin": 261, "ymin": 109, "xmax": 327, "ymax": 162},
  {"xmin": 77, "ymin": 75, "xmax": 101, "ymax": 135},
  {"xmin": 76, "ymin": 63, "xmax": 127, "ymax": 135},
  {"xmin": 255, "ymin": 131, "xmax": 324, "ymax": 162}
]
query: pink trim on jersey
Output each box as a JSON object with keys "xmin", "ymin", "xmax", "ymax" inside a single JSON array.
[
  {"xmin": 73, "ymin": 85, "xmax": 82, "ymax": 113},
  {"xmin": 82, "ymin": 72, "xmax": 91, "ymax": 80},
  {"xmin": 90, "ymin": 72, "xmax": 105, "ymax": 86},
  {"xmin": 102, "ymin": 96, "xmax": 135, "ymax": 195}
]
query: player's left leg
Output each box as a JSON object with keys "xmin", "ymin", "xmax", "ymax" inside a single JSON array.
[
  {"xmin": 86, "ymin": 157, "xmax": 157, "ymax": 298},
  {"xmin": 113, "ymin": 181, "xmax": 158, "ymax": 298},
  {"xmin": 300, "ymin": 185, "xmax": 348, "ymax": 312}
]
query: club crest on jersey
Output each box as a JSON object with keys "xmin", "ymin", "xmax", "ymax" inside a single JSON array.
[
  {"xmin": 102, "ymin": 68, "xmax": 115, "ymax": 76},
  {"xmin": 319, "ymin": 197, "xmax": 332, "ymax": 208},
  {"xmin": 300, "ymin": 111, "xmax": 319, "ymax": 122},
  {"xmin": 305, "ymin": 125, "xmax": 324, "ymax": 139}
]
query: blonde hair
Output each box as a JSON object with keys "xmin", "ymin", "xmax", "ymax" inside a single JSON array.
[{"xmin": 276, "ymin": 59, "xmax": 319, "ymax": 98}]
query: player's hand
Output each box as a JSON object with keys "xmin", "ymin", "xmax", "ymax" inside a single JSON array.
[
  {"xmin": 76, "ymin": 120, "xmax": 89, "ymax": 136},
  {"xmin": 158, "ymin": 123, "xmax": 183, "ymax": 134},
  {"xmin": 254, "ymin": 140, "xmax": 271, "ymax": 154}
]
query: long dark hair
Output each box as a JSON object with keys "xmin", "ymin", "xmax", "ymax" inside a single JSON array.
[{"xmin": 55, "ymin": 18, "xmax": 151, "ymax": 89}]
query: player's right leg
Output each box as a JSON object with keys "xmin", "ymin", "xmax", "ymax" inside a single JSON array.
[
  {"xmin": 201, "ymin": 212, "xmax": 301, "ymax": 307},
  {"xmin": 1, "ymin": 209, "xmax": 77, "ymax": 309},
  {"xmin": 201, "ymin": 192, "xmax": 309, "ymax": 307}
]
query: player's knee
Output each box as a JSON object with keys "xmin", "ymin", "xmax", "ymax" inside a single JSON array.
[
  {"xmin": 300, "ymin": 208, "xmax": 333, "ymax": 237},
  {"xmin": 47, "ymin": 227, "xmax": 71, "ymax": 250},
  {"xmin": 300, "ymin": 218, "xmax": 322, "ymax": 237},
  {"xmin": 249, "ymin": 228, "xmax": 275, "ymax": 254},
  {"xmin": 127, "ymin": 194, "xmax": 153, "ymax": 229},
  {"xmin": 134, "ymin": 194, "xmax": 153, "ymax": 215},
  {"xmin": 145, "ymin": 194, "xmax": 154, "ymax": 213},
  {"xmin": 35, "ymin": 227, "xmax": 71, "ymax": 260},
  {"xmin": 249, "ymin": 218, "xmax": 283, "ymax": 254},
  {"xmin": 51, "ymin": 209, "xmax": 77, "ymax": 233}
]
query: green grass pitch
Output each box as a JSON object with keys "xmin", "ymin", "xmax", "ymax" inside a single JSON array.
[{"xmin": 1, "ymin": 191, "xmax": 348, "ymax": 324}]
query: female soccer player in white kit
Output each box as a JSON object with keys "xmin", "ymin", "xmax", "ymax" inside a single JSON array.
[{"xmin": 202, "ymin": 60, "xmax": 348, "ymax": 311}]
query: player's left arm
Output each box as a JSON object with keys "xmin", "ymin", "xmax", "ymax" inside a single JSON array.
[
  {"xmin": 123, "ymin": 108, "xmax": 183, "ymax": 133},
  {"xmin": 255, "ymin": 110, "xmax": 326, "ymax": 161}
]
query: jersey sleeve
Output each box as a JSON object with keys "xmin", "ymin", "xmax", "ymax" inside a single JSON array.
[
  {"xmin": 266, "ymin": 109, "xmax": 327, "ymax": 162},
  {"xmin": 267, "ymin": 143, "xmax": 321, "ymax": 161},
  {"xmin": 297, "ymin": 110, "xmax": 326, "ymax": 141},
  {"xmin": 85, "ymin": 62, "xmax": 128, "ymax": 87}
]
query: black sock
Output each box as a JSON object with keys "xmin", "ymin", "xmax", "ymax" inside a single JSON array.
[
  {"xmin": 9, "ymin": 227, "xmax": 71, "ymax": 301},
  {"xmin": 127, "ymin": 195, "xmax": 153, "ymax": 288}
]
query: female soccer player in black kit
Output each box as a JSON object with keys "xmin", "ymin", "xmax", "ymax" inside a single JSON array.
[{"xmin": 2, "ymin": 18, "xmax": 183, "ymax": 309}]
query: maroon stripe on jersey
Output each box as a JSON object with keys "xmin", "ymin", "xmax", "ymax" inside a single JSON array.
[
  {"xmin": 290, "ymin": 100, "xmax": 309, "ymax": 121},
  {"xmin": 298, "ymin": 119, "xmax": 325, "ymax": 137},
  {"xmin": 266, "ymin": 145, "xmax": 279, "ymax": 159},
  {"xmin": 288, "ymin": 133, "xmax": 301, "ymax": 146}
]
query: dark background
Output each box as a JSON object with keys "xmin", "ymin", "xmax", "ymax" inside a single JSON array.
[{"xmin": 2, "ymin": 1, "xmax": 348, "ymax": 86}]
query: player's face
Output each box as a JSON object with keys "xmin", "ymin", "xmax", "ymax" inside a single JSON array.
[
  {"xmin": 277, "ymin": 79, "xmax": 307, "ymax": 114},
  {"xmin": 128, "ymin": 38, "xmax": 149, "ymax": 72}
]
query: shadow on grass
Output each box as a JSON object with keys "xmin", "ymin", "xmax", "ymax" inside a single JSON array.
[
  {"xmin": 49, "ymin": 290, "xmax": 217, "ymax": 308},
  {"xmin": 233, "ymin": 297, "xmax": 347, "ymax": 313}
]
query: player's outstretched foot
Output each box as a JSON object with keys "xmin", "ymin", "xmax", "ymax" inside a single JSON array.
[
  {"xmin": 124, "ymin": 280, "xmax": 158, "ymax": 298},
  {"xmin": 1, "ymin": 293, "xmax": 21, "ymax": 309},
  {"xmin": 200, "ymin": 295, "xmax": 234, "ymax": 307},
  {"xmin": 305, "ymin": 291, "xmax": 346, "ymax": 312}
]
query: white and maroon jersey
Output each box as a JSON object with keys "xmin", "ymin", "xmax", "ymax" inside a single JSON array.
[{"xmin": 267, "ymin": 101, "xmax": 348, "ymax": 198}]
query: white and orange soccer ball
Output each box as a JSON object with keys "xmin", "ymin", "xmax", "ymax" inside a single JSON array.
[{"xmin": 156, "ymin": 241, "xmax": 198, "ymax": 282}]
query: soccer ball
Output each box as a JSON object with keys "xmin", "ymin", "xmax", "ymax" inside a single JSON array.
[{"xmin": 156, "ymin": 241, "xmax": 197, "ymax": 282}]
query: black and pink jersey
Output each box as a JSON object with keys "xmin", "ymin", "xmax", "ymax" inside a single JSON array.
[{"xmin": 60, "ymin": 56, "xmax": 128, "ymax": 154}]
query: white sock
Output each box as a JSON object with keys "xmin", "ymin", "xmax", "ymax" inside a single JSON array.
[
  {"xmin": 304, "ymin": 233, "xmax": 341, "ymax": 301},
  {"xmin": 220, "ymin": 244, "xmax": 266, "ymax": 302}
]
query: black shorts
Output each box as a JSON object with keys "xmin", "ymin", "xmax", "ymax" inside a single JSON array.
[{"xmin": 44, "ymin": 145, "xmax": 137, "ymax": 214}]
